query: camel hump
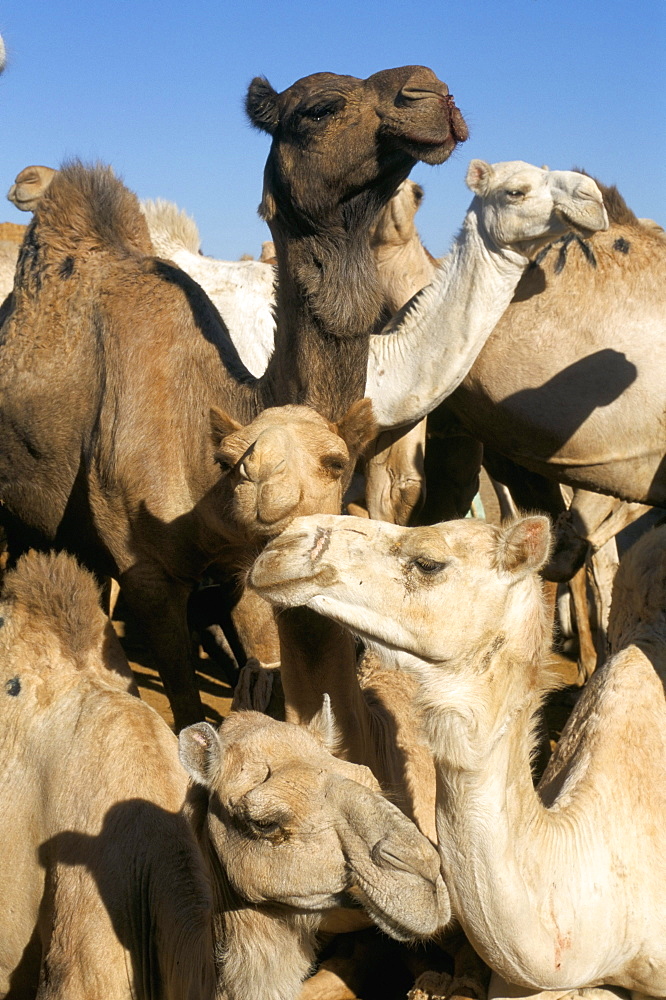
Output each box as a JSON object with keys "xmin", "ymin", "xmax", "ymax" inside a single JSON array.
[
  {"xmin": 35, "ymin": 160, "xmax": 153, "ymax": 257},
  {"xmin": 2, "ymin": 549, "xmax": 106, "ymax": 667}
]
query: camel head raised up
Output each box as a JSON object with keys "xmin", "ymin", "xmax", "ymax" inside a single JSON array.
[
  {"xmin": 246, "ymin": 66, "xmax": 468, "ymax": 231},
  {"xmin": 179, "ymin": 706, "xmax": 450, "ymax": 941},
  {"xmin": 206, "ymin": 400, "xmax": 376, "ymax": 541},
  {"xmin": 7, "ymin": 165, "xmax": 57, "ymax": 213},
  {"xmin": 250, "ymin": 513, "xmax": 552, "ymax": 668},
  {"xmin": 466, "ymin": 159, "xmax": 609, "ymax": 258}
]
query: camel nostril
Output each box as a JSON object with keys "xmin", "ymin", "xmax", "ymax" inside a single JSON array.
[{"xmin": 398, "ymin": 85, "xmax": 448, "ymax": 104}]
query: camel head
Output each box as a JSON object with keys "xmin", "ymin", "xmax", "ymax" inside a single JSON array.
[
  {"xmin": 466, "ymin": 160, "xmax": 609, "ymax": 258},
  {"xmin": 246, "ymin": 66, "xmax": 467, "ymax": 230},
  {"xmin": 179, "ymin": 707, "xmax": 449, "ymax": 939},
  {"xmin": 208, "ymin": 400, "xmax": 376, "ymax": 540},
  {"xmin": 250, "ymin": 513, "xmax": 552, "ymax": 669},
  {"xmin": 7, "ymin": 165, "xmax": 57, "ymax": 213},
  {"xmin": 0, "ymin": 34, "xmax": 5, "ymax": 75}
]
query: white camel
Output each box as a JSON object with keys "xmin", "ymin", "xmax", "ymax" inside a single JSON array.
[
  {"xmin": 141, "ymin": 197, "xmax": 277, "ymax": 377},
  {"xmin": 251, "ymin": 514, "xmax": 666, "ymax": 999}
]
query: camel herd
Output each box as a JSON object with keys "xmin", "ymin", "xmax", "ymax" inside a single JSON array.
[{"xmin": 1, "ymin": 39, "xmax": 665, "ymax": 1000}]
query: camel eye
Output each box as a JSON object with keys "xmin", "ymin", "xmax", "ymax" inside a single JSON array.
[
  {"xmin": 302, "ymin": 99, "xmax": 343, "ymax": 122},
  {"xmin": 412, "ymin": 557, "xmax": 447, "ymax": 576},
  {"xmin": 214, "ymin": 454, "xmax": 234, "ymax": 474},
  {"xmin": 505, "ymin": 189, "xmax": 526, "ymax": 199},
  {"xmin": 321, "ymin": 454, "xmax": 347, "ymax": 477}
]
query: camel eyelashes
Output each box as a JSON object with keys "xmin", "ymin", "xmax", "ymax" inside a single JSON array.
[
  {"xmin": 412, "ymin": 557, "xmax": 447, "ymax": 575},
  {"xmin": 504, "ymin": 189, "xmax": 527, "ymax": 199},
  {"xmin": 321, "ymin": 454, "xmax": 347, "ymax": 476},
  {"xmin": 301, "ymin": 99, "xmax": 344, "ymax": 122}
]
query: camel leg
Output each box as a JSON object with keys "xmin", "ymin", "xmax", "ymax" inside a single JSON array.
[
  {"xmin": 119, "ymin": 563, "xmax": 203, "ymax": 731},
  {"xmin": 568, "ymin": 565, "xmax": 598, "ymax": 685}
]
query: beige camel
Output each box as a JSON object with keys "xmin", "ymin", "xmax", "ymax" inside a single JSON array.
[
  {"xmin": 438, "ymin": 179, "xmax": 666, "ymax": 509},
  {"xmin": 180, "ymin": 709, "xmax": 449, "ymax": 999},
  {"xmin": 251, "ymin": 513, "xmax": 666, "ymax": 998},
  {"xmin": 0, "ymin": 548, "xmax": 448, "ymax": 999},
  {"xmin": 0, "ymin": 66, "xmax": 466, "ymax": 728}
]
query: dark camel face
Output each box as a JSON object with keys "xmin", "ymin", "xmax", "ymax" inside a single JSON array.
[{"xmin": 246, "ymin": 66, "xmax": 468, "ymax": 227}]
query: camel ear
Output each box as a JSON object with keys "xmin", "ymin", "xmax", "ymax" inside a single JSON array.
[
  {"xmin": 246, "ymin": 77, "xmax": 280, "ymax": 135},
  {"xmin": 308, "ymin": 694, "xmax": 341, "ymax": 754},
  {"xmin": 497, "ymin": 516, "xmax": 551, "ymax": 578},
  {"xmin": 336, "ymin": 399, "xmax": 377, "ymax": 459},
  {"xmin": 466, "ymin": 159, "xmax": 493, "ymax": 197},
  {"xmin": 210, "ymin": 406, "xmax": 242, "ymax": 448},
  {"xmin": 179, "ymin": 722, "xmax": 221, "ymax": 787}
]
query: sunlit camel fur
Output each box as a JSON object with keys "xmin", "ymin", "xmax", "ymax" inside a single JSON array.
[
  {"xmin": 251, "ymin": 514, "xmax": 666, "ymax": 999},
  {"xmin": 181, "ymin": 707, "xmax": 450, "ymax": 1000},
  {"xmin": 0, "ymin": 66, "xmax": 466, "ymax": 729},
  {"xmin": 0, "ymin": 549, "xmax": 447, "ymax": 1000}
]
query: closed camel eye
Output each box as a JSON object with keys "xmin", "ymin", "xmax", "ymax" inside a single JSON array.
[{"xmin": 412, "ymin": 557, "xmax": 447, "ymax": 575}]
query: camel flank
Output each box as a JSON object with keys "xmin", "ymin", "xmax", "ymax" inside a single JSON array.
[
  {"xmin": 0, "ymin": 66, "xmax": 467, "ymax": 730},
  {"xmin": 251, "ymin": 514, "xmax": 666, "ymax": 998},
  {"xmin": 0, "ymin": 549, "xmax": 448, "ymax": 999}
]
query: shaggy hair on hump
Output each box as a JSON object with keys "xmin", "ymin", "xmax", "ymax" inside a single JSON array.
[
  {"xmin": 2, "ymin": 550, "xmax": 104, "ymax": 666},
  {"xmin": 34, "ymin": 159, "xmax": 153, "ymax": 257}
]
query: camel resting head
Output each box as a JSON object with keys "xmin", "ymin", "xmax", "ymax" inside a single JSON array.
[
  {"xmin": 7, "ymin": 165, "xmax": 57, "ymax": 213},
  {"xmin": 250, "ymin": 513, "xmax": 552, "ymax": 670},
  {"xmin": 179, "ymin": 706, "xmax": 450, "ymax": 941},
  {"xmin": 207, "ymin": 400, "xmax": 376, "ymax": 540},
  {"xmin": 466, "ymin": 159, "xmax": 609, "ymax": 258}
]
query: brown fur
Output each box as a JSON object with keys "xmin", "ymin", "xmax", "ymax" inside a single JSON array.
[{"xmin": 0, "ymin": 65, "xmax": 466, "ymax": 730}]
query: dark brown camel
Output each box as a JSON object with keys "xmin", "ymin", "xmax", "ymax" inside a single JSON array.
[{"xmin": 0, "ymin": 67, "xmax": 467, "ymax": 730}]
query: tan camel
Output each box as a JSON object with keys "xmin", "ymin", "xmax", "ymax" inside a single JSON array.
[
  {"xmin": 0, "ymin": 548, "xmax": 448, "ymax": 1000},
  {"xmin": 0, "ymin": 66, "xmax": 466, "ymax": 729},
  {"xmin": 251, "ymin": 513, "xmax": 666, "ymax": 999},
  {"xmin": 180, "ymin": 709, "xmax": 449, "ymax": 999}
]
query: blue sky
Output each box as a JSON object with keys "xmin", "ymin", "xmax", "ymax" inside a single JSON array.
[{"xmin": 1, "ymin": 1, "xmax": 664, "ymax": 260}]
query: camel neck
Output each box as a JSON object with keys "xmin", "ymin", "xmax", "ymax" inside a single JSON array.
[
  {"xmin": 260, "ymin": 220, "xmax": 385, "ymax": 421},
  {"xmin": 366, "ymin": 204, "xmax": 529, "ymax": 429},
  {"xmin": 277, "ymin": 606, "xmax": 378, "ymax": 768}
]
